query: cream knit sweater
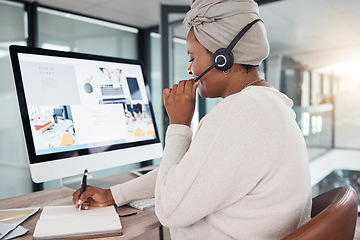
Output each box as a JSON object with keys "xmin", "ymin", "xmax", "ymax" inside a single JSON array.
[{"xmin": 111, "ymin": 86, "xmax": 312, "ymax": 240}]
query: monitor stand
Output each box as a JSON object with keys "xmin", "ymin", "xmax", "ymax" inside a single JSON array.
[{"xmin": 60, "ymin": 173, "xmax": 117, "ymax": 190}]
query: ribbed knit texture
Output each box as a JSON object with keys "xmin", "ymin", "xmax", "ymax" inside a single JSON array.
[{"xmin": 112, "ymin": 86, "xmax": 312, "ymax": 240}]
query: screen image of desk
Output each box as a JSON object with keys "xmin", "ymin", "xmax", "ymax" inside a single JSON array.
[{"xmin": 9, "ymin": 45, "xmax": 163, "ymax": 185}]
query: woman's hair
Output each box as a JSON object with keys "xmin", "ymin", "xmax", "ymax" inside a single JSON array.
[{"xmin": 242, "ymin": 64, "xmax": 256, "ymax": 74}]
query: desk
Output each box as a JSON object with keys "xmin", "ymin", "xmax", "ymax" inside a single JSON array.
[
  {"xmin": 0, "ymin": 171, "xmax": 161, "ymax": 240},
  {"xmin": 31, "ymin": 119, "xmax": 75, "ymax": 150}
]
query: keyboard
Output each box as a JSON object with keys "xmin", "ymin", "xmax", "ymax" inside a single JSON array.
[{"xmin": 127, "ymin": 198, "xmax": 155, "ymax": 211}]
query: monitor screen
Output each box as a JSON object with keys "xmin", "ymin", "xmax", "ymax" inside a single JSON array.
[{"xmin": 9, "ymin": 45, "xmax": 163, "ymax": 185}]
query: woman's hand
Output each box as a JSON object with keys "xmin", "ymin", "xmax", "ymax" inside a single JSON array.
[
  {"xmin": 163, "ymin": 79, "xmax": 199, "ymax": 127},
  {"xmin": 72, "ymin": 185, "xmax": 115, "ymax": 210}
]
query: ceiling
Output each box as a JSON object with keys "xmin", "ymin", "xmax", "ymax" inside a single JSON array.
[{"xmin": 23, "ymin": 0, "xmax": 360, "ymax": 71}]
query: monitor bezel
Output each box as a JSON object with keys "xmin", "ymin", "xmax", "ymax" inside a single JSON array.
[{"xmin": 9, "ymin": 45, "xmax": 161, "ymax": 166}]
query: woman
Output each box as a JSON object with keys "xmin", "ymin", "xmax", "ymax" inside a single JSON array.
[{"xmin": 73, "ymin": 0, "xmax": 312, "ymax": 239}]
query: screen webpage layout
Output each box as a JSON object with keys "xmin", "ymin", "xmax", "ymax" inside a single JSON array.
[{"xmin": 18, "ymin": 53, "xmax": 157, "ymax": 156}]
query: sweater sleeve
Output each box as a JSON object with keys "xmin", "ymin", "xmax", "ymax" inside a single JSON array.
[
  {"xmin": 110, "ymin": 168, "xmax": 158, "ymax": 206},
  {"xmin": 155, "ymin": 99, "xmax": 272, "ymax": 228}
]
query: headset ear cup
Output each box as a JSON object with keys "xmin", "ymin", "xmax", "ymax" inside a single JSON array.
[{"xmin": 212, "ymin": 48, "xmax": 234, "ymax": 71}]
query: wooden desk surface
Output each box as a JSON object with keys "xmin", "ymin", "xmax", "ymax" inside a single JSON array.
[{"xmin": 0, "ymin": 171, "xmax": 160, "ymax": 240}]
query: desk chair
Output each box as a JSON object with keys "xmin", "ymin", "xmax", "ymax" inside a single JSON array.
[{"xmin": 282, "ymin": 186, "xmax": 358, "ymax": 240}]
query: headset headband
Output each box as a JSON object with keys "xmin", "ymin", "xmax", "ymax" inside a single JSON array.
[{"xmin": 226, "ymin": 19, "xmax": 263, "ymax": 54}]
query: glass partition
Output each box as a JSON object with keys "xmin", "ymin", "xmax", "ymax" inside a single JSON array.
[
  {"xmin": 38, "ymin": 8, "xmax": 138, "ymax": 59},
  {"xmin": 334, "ymin": 64, "xmax": 360, "ymax": 149},
  {"xmin": 260, "ymin": 0, "xmax": 360, "ymax": 156},
  {"xmin": 0, "ymin": 1, "xmax": 31, "ymax": 199},
  {"xmin": 150, "ymin": 32, "xmax": 163, "ymax": 165}
]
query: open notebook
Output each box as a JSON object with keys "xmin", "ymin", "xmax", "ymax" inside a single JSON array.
[{"xmin": 33, "ymin": 205, "xmax": 122, "ymax": 240}]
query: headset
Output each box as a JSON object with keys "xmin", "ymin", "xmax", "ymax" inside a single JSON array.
[{"xmin": 195, "ymin": 18, "xmax": 263, "ymax": 82}]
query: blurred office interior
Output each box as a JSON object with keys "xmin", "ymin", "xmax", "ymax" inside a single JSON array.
[{"xmin": 0, "ymin": 0, "xmax": 360, "ymax": 202}]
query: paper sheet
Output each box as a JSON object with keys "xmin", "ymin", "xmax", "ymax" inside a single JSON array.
[
  {"xmin": 0, "ymin": 207, "xmax": 40, "ymax": 225},
  {"xmin": 2, "ymin": 225, "xmax": 28, "ymax": 240},
  {"xmin": 0, "ymin": 207, "xmax": 39, "ymax": 239},
  {"xmin": 0, "ymin": 222, "xmax": 17, "ymax": 239}
]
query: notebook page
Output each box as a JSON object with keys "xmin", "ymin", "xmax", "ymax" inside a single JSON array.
[{"xmin": 39, "ymin": 205, "xmax": 116, "ymax": 220}]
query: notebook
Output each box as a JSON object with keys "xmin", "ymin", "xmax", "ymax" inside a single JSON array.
[{"xmin": 33, "ymin": 205, "xmax": 122, "ymax": 240}]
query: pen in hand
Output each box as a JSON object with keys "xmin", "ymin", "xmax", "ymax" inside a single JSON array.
[{"xmin": 78, "ymin": 169, "xmax": 88, "ymax": 210}]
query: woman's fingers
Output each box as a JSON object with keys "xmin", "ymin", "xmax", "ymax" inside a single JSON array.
[
  {"xmin": 163, "ymin": 79, "xmax": 198, "ymax": 127},
  {"xmin": 183, "ymin": 79, "xmax": 196, "ymax": 97},
  {"xmin": 171, "ymin": 84, "xmax": 178, "ymax": 95},
  {"xmin": 163, "ymin": 88, "xmax": 171, "ymax": 99},
  {"xmin": 178, "ymin": 80, "xmax": 187, "ymax": 92},
  {"xmin": 72, "ymin": 188, "xmax": 81, "ymax": 205},
  {"xmin": 73, "ymin": 186, "xmax": 94, "ymax": 208},
  {"xmin": 165, "ymin": 79, "xmax": 196, "ymax": 96}
]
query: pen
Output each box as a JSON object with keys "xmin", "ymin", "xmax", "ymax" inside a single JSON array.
[
  {"xmin": 78, "ymin": 169, "xmax": 88, "ymax": 210},
  {"xmin": 119, "ymin": 212, "xmax": 137, "ymax": 217}
]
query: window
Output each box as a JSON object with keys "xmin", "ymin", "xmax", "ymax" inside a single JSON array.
[
  {"xmin": 0, "ymin": 1, "xmax": 31, "ymax": 199},
  {"xmin": 38, "ymin": 8, "xmax": 138, "ymax": 59}
]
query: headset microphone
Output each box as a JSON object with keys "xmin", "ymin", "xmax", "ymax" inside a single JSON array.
[
  {"xmin": 194, "ymin": 19, "xmax": 263, "ymax": 83},
  {"xmin": 194, "ymin": 62, "xmax": 218, "ymax": 82}
]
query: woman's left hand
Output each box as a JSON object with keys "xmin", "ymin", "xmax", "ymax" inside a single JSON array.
[{"xmin": 163, "ymin": 79, "xmax": 198, "ymax": 127}]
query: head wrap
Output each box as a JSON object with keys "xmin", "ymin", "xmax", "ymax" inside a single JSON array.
[{"xmin": 183, "ymin": 0, "xmax": 270, "ymax": 66}]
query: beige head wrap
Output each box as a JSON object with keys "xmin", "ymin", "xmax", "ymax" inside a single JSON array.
[{"xmin": 183, "ymin": 0, "xmax": 270, "ymax": 66}]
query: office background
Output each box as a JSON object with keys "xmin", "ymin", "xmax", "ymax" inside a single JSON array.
[{"xmin": 1, "ymin": 0, "xmax": 360, "ymax": 201}]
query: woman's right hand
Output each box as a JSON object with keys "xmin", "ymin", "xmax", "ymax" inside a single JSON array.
[
  {"xmin": 72, "ymin": 185, "xmax": 115, "ymax": 210},
  {"xmin": 163, "ymin": 79, "xmax": 199, "ymax": 127}
]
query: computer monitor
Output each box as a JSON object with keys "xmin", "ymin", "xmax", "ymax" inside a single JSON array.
[{"xmin": 9, "ymin": 45, "xmax": 163, "ymax": 189}]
